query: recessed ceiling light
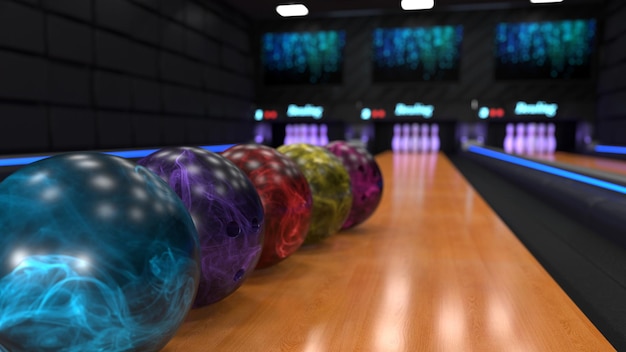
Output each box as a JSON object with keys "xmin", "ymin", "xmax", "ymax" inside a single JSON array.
[
  {"xmin": 530, "ymin": 0, "xmax": 563, "ymax": 3},
  {"xmin": 276, "ymin": 4, "xmax": 309, "ymax": 17},
  {"xmin": 401, "ymin": 0, "xmax": 435, "ymax": 10}
]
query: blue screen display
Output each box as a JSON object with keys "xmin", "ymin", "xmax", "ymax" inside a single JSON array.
[
  {"xmin": 372, "ymin": 25, "xmax": 463, "ymax": 82},
  {"xmin": 262, "ymin": 31, "xmax": 346, "ymax": 85},
  {"xmin": 494, "ymin": 19, "xmax": 596, "ymax": 80}
]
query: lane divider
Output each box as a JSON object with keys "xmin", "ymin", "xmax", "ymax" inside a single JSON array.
[
  {"xmin": 468, "ymin": 145, "xmax": 626, "ymax": 195},
  {"xmin": 594, "ymin": 144, "xmax": 626, "ymax": 155},
  {"xmin": 0, "ymin": 144, "xmax": 236, "ymax": 167}
]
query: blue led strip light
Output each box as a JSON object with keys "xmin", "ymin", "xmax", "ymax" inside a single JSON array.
[
  {"xmin": 594, "ymin": 145, "xmax": 626, "ymax": 155},
  {"xmin": 467, "ymin": 145, "xmax": 626, "ymax": 195},
  {"xmin": 0, "ymin": 156, "xmax": 48, "ymax": 167},
  {"xmin": 0, "ymin": 144, "xmax": 236, "ymax": 167}
]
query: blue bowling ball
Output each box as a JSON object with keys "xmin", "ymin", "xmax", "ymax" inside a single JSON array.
[{"xmin": 0, "ymin": 152, "xmax": 200, "ymax": 352}]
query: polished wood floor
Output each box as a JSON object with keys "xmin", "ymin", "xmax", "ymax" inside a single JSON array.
[
  {"xmin": 534, "ymin": 151, "xmax": 626, "ymax": 176},
  {"xmin": 163, "ymin": 151, "xmax": 614, "ymax": 352}
]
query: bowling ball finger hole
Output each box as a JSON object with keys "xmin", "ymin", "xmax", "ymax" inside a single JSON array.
[
  {"xmin": 234, "ymin": 269, "xmax": 245, "ymax": 282},
  {"xmin": 226, "ymin": 221, "xmax": 241, "ymax": 237}
]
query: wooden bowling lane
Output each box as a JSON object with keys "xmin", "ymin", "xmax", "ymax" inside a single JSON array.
[
  {"xmin": 163, "ymin": 152, "xmax": 614, "ymax": 352},
  {"xmin": 534, "ymin": 151, "xmax": 626, "ymax": 177}
]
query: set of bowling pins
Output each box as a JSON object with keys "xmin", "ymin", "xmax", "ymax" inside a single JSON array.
[
  {"xmin": 503, "ymin": 122, "xmax": 556, "ymax": 155},
  {"xmin": 391, "ymin": 123, "xmax": 440, "ymax": 153},
  {"xmin": 284, "ymin": 124, "xmax": 329, "ymax": 146}
]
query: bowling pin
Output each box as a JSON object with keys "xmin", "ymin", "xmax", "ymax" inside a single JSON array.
[
  {"xmin": 430, "ymin": 123, "xmax": 440, "ymax": 152},
  {"xmin": 547, "ymin": 123, "xmax": 557, "ymax": 154},
  {"xmin": 298, "ymin": 124, "xmax": 306, "ymax": 144},
  {"xmin": 392, "ymin": 124, "xmax": 401, "ymax": 152},
  {"xmin": 293, "ymin": 124, "xmax": 300, "ymax": 144},
  {"xmin": 535, "ymin": 123, "xmax": 546, "ymax": 154},
  {"xmin": 503, "ymin": 123, "xmax": 514, "ymax": 153},
  {"xmin": 514, "ymin": 123, "xmax": 525, "ymax": 154},
  {"xmin": 310, "ymin": 124, "xmax": 320, "ymax": 146},
  {"xmin": 301, "ymin": 124, "xmax": 309, "ymax": 144},
  {"xmin": 284, "ymin": 124, "xmax": 293, "ymax": 145},
  {"xmin": 320, "ymin": 124, "xmax": 329, "ymax": 146},
  {"xmin": 526, "ymin": 123, "xmax": 536, "ymax": 155},
  {"xmin": 420, "ymin": 124, "xmax": 430, "ymax": 152},
  {"xmin": 401, "ymin": 124, "xmax": 411, "ymax": 153},
  {"xmin": 407, "ymin": 124, "xmax": 416, "ymax": 152},
  {"xmin": 360, "ymin": 133, "xmax": 369, "ymax": 147}
]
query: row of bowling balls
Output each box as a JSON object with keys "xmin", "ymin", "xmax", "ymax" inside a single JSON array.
[{"xmin": 0, "ymin": 141, "xmax": 383, "ymax": 352}]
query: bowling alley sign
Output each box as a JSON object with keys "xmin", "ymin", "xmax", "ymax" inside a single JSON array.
[
  {"xmin": 514, "ymin": 101, "xmax": 558, "ymax": 118},
  {"xmin": 254, "ymin": 104, "xmax": 325, "ymax": 121},
  {"xmin": 359, "ymin": 102, "xmax": 435, "ymax": 120},
  {"xmin": 477, "ymin": 101, "xmax": 559, "ymax": 120},
  {"xmin": 394, "ymin": 102, "xmax": 435, "ymax": 119}
]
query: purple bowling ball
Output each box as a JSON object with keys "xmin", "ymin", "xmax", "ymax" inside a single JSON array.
[
  {"xmin": 138, "ymin": 146, "xmax": 264, "ymax": 307},
  {"xmin": 326, "ymin": 141, "xmax": 383, "ymax": 229}
]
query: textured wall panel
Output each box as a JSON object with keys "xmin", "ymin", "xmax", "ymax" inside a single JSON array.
[
  {"xmin": 132, "ymin": 113, "xmax": 164, "ymax": 146},
  {"xmin": 96, "ymin": 112, "xmax": 134, "ymax": 148},
  {"xmin": 0, "ymin": 2, "xmax": 44, "ymax": 53},
  {"xmin": 130, "ymin": 6, "xmax": 160, "ymax": 44},
  {"xmin": 132, "ymin": 78, "xmax": 161, "ymax": 112},
  {"xmin": 160, "ymin": 52, "xmax": 203, "ymax": 87},
  {"xmin": 47, "ymin": 63, "xmax": 91, "ymax": 106},
  {"xmin": 47, "ymin": 15, "xmax": 93, "ymax": 64},
  {"xmin": 49, "ymin": 107, "xmax": 97, "ymax": 151},
  {"xmin": 160, "ymin": 116, "xmax": 187, "ymax": 144},
  {"xmin": 604, "ymin": 3, "xmax": 626, "ymax": 41},
  {"xmin": 596, "ymin": 0, "xmax": 626, "ymax": 145},
  {"xmin": 185, "ymin": 31, "xmax": 210, "ymax": 61},
  {"xmin": 95, "ymin": 31, "xmax": 135, "ymax": 72},
  {"xmin": 127, "ymin": 43, "xmax": 159, "ymax": 77},
  {"xmin": 161, "ymin": 21, "xmax": 186, "ymax": 53},
  {"xmin": 0, "ymin": 51, "xmax": 46, "ymax": 101},
  {"xmin": 42, "ymin": 0, "xmax": 91, "ymax": 20},
  {"xmin": 95, "ymin": 0, "xmax": 135, "ymax": 35},
  {"xmin": 162, "ymin": 85, "xmax": 205, "ymax": 115},
  {"xmin": 131, "ymin": 0, "xmax": 158, "ymax": 11},
  {"xmin": 0, "ymin": 104, "xmax": 49, "ymax": 153},
  {"xmin": 94, "ymin": 71, "xmax": 132, "ymax": 108}
]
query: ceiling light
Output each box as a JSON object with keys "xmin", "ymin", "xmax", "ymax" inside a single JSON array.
[
  {"xmin": 530, "ymin": 0, "xmax": 563, "ymax": 3},
  {"xmin": 401, "ymin": 0, "xmax": 434, "ymax": 10},
  {"xmin": 276, "ymin": 4, "xmax": 309, "ymax": 17}
]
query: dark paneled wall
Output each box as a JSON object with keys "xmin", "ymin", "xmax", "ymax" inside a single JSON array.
[
  {"xmin": 255, "ymin": 5, "xmax": 599, "ymax": 122},
  {"xmin": 0, "ymin": 0, "xmax": 254, "ymax": 155},
  {"xmin": 597, "ymin": 0, "xmax": 626, "ymax": 145}
]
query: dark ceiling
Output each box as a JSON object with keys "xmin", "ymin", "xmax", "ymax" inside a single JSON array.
[{"xmin": 217, "ymin": 0, "xmax": 604, "ymax": 21}]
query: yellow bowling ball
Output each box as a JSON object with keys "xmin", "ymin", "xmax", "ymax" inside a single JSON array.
[{"xmin": 277, "ymin": 143, "xmax": 352, "ymax": 245}]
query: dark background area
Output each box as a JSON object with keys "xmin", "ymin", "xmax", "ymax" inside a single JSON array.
[
  {"xmin": 254, "ymin": 4, "xmax": 599, "ymax": 122},
  {"xmin": 0, "ymin": 0, "xmax": 624, "ymax": 153},
  {"xmin": 0, "ymin": 0, "xmax": 255, "ymax": 155}
]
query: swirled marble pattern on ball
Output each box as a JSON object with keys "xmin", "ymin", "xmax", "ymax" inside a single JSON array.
[
  {"xmin": 326, "ymin": 141, "xmax": 383, "ymax": 229},
  {"xmin": 0, "ymin": 152, "xmax": 200, "ymax": 352},
  {"xmin": 223, "ymin": 144, "xmax": 313, "ymax": 269},
  {"xmin": 138, "ymin": 146, "xmax": 264, "ymax": 307},
  {"xmin": 277, "ymin": 143, "xmax": 352, "ymax": 245}
]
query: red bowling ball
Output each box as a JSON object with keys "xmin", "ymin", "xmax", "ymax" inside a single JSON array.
[
  {"xmin": 326, "ymin": 141, "xmax": 383, "ymax": 229},
  {"xmin": 223, "ymin": 144, "xmax": 313, "ymax": 269}
]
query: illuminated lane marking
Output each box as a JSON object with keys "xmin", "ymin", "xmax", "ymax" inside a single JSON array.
[
  {"xmin": 594, "ymin": 145, "xmax": 626, "ymax": 155},
  {"xmin": 0, "ymin": 144, "xmax": 236, "ymax": 167},
  {"xmin": 467, "ymin": 145, "xmax": 626, "ymax": 195}
]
